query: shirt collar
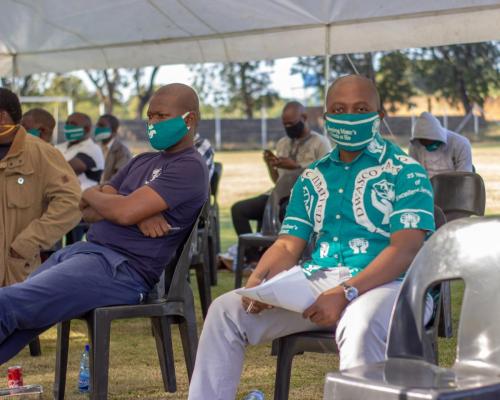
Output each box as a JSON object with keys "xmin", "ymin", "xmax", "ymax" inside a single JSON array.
[{"xmin": 329, "ymin": 133, "xmax": 387, "ymax": 165}]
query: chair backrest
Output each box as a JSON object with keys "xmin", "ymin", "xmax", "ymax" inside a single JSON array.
[
  {"xmin": 210, "ymin": 162, "xmax": 223, "ymax": 201},
  {"xmin": 162, "ymin": 202, "xmax": 207, "ymax": 302},
  {"xmin": 433, "ymin": 205, "xmax": 446, "ymax": 230},
  {"xmin": 261, "ymin": 171, "xmax": 301, "ymax": 236},
  {"xmin": 386, "ymin": 217, "xmax": 500, "ymax": 372},
  {"xmin": 431, "ymin": 172, "xmax": 486, "ymax": 221}
]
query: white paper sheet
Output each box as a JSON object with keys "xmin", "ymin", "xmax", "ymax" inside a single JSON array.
[{"xmin": 235, "ymin": 266, "xmax": 317, "ymax": 313}]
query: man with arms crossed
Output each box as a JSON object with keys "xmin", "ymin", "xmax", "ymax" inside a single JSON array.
[
  {"xmin": 188, "ymin": 75, "xmax": 435, "ymax": 399},
  {"xmin": 0, "ymin": 83, "xmax": 208, "ymax": 363}
]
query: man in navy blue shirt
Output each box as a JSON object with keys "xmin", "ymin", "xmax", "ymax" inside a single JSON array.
[{"xmin": 0, "ymin": 83, "xmax": 208, "ymax": 362}]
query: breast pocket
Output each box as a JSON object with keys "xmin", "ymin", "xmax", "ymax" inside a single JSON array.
[{"xmin": 6, "ymin": 172, "xmax": 36, "ymax": 209}]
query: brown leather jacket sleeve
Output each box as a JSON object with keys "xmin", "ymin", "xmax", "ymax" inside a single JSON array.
[{"xmin": 11, "ymin": 146, "xmax": 82, "ymax": 260}]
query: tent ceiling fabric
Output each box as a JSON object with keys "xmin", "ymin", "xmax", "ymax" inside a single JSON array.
[{"xmin": 1, "ymin": 0, "xmax": 500, "ymax": 76}]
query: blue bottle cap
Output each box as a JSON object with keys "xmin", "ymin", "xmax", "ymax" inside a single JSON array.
[{"xmin": 85, "ymin": 344, "xmax": 90, "ymax": 352}]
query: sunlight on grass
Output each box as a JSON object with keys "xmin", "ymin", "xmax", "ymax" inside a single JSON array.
[{"xmin": 6, "ymin": 145, "xmax": 498, "ymax": 399}]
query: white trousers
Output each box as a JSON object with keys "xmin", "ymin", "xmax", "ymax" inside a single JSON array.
[{"xmin": 188, "ymin": 268, "xmax": 432, "ymax": 400}]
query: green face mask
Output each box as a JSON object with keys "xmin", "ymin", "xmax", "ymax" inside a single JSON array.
[
  {"xmin": 324, "ymin": 112, "xmax": 380, "ymax": 151},
  {"xmin": 94, "ymin": 126, "xmax": 112, "ymax": 141},
  {"xmin": 64, "ymin": 124, "xmax": 86, "ymax": 142},
  {"xmin": 27, "ymin": 128, "xmax": 41, "ymax": 137},
  {"xmin": 424, "ymin": 141, "xmax": 443, "ymax": 152},
  {"xmin": 147, "ymin": 112, "xmax": 190, "ymax": 150}
]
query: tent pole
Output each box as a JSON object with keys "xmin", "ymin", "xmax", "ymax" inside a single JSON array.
[
  {"xmin": 324, "ymin": 25, "xmax": 331, "ymax": 111},
  {"xmin": 323, "ymin": 25, "xmax": 330, "ymax": 136},
  {"xmin": 11, "ymin": 55, "xmax": 18, "ymax": 93}
]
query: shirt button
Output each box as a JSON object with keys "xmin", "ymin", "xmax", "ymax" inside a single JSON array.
[
  {"xmin": 344, "ymin": 166, "xmax": 350, "ymax": 170},
  {"xmin": 336, "ymin": 214, "xmax": 341, "ymax": 220},
  {"xmin": 333, "ymin": 237, "xmax": 339, "ymax": 241},
  {"xmin": 334, "ymin": 254, "xmax": 339, "ymax": 259},
  {"xmin": 338, "ymin": 188, "xmax": 344, "ymax": 194}
]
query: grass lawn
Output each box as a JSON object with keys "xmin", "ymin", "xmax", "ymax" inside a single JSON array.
[{"xmin": 7, "ymin": 143, "xmax": 499, "ymax": 399}]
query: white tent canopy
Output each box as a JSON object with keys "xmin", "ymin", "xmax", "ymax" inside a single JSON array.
[{"xmin": 1, "ymin": 0, "xmax": 500, "ymax": 77}]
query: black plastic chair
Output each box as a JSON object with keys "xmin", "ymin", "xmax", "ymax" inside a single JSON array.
[
  {"xmin": 234, "ymin": 172, "xmax": 299, "ymax": 289},
  {"xmin": 431, "ymin": 171, "xmax": 486, "ymax": 222},
  {"xmin": 271, "ymin": 206, "xmax": 447, "ymax": 400},
  {"xmin": 53, "ymin": 206, "xmax": 204, "ymax": 400},
  {"xmin": 324, "ymin": 217, "xmax": 500, "ymax": 400},
  {"xmin": 208, "ymin": 162, "xmax": 223, "ymax": 286},
  {"xmin": 190, "ymin": 201, "xmax": 212, "ymax": 318}
]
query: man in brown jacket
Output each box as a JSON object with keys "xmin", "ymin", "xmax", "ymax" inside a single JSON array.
[
  {"xmin": 0, "ymin": 88, "xmax": 82, "ymax": 286},
  {"xmin": 95, "ymin": 114, "xmax": 132, "ymax": 183}
]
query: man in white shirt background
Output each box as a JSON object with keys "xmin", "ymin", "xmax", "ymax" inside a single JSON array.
[{"xmin": 56, "ymin": 112, "xmax": 105, "ymax": 190}]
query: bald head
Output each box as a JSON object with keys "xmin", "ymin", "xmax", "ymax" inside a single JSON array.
[
  {"xmin": 283, "ymin": 101, "xmax": 306, "ymax": 115},
  {"xmin": 326, "ymin": 75, "xmax": 381, "ymax": 115},
  {"xmin": 67, "ymin": 112, "xmax": 92, "ymax": 129},
  {"xmin": 153, "ymin": 83, "xmax": 200, "ymax": 118},
  {"xmin": 22, "ymin": 108, "xmax": 56, "ymax": 143},
  {"xmin": 147, "ymin": 83, "xmax": 200, "ymax": 135},
  {"xmin": 66, "ymin": 112, "xmax": 92, "ymax": 141},
  {"xmin": 282, "ymin": 101, "xmax": 309, "ymax": 138}
]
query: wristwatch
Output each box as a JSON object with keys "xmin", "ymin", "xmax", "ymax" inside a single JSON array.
[{"xmin": 340, "ymin": 282, "xmax": 359, "ymax": 302}]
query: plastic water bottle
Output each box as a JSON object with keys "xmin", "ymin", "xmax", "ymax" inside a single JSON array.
[
  {"xmin": 242, "ymin": 389, "xmax": 264, "ymax": 400},
  {"xmin": 78, "ymin": 344, "xmax": 90, "ymax": 393}
]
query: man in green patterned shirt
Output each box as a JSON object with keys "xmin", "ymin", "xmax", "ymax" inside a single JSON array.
[{"xmin": 188, "ymin": 75, "xmax": 436, "ymax": 400}]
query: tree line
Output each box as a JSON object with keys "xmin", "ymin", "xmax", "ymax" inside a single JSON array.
[{"xmin": 1, "ymin": 42, "xmax": 498, "ymax": 121}]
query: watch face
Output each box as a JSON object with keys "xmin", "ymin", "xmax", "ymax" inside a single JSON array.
[{"xmin": 345, "ymin": 287, "xmax": 359, "ymax": 302}]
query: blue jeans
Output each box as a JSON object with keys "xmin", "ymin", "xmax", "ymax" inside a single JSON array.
[{"xmin": 0, "ymin": 242, "xmax": 150, "ymax": 363}]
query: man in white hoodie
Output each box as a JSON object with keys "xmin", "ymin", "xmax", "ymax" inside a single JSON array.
[{"xmin": 409, "ymin": 112, "xmax": 473, "ymax": 178}]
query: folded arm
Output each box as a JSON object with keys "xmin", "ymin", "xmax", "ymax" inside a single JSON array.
[{"xmin": 82, "ymin": 184, "xmax": 169, "ymax": 226}]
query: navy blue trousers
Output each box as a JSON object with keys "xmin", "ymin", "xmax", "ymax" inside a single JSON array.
[{"xmin": 0, "ymin": 242, "xmax": 150, "ymax": 364}]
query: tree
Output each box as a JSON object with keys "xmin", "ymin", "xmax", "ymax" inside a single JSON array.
[
  {"xmin": 291, "ymin": 53, "xmax": 375, "ymax": 101},
  {"xmin": 376, "ymin": 51, "xmax": 416, "ymax": 113},
  {"xmin": 0, "ymin": 74, "xmax": 49, "ymax": 96},
  {"xmin": 131, "ymin": 67, "xmax": 160, "ymax": 120},
  {"xmin": 85, "ymin": 69, "xmax": 127, "ymax": 114},
  {"xmin": 190, "ymin": 61, "xmax": 279, "ymax": 119},
  {"xmin": 412, "ymin": 42, "xmax": 500, "ymax": 115}
]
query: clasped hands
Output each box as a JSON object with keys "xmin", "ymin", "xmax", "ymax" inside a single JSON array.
[{"xmin": 263, "ymin": 151, "xmax": 300, "ymax": 170}]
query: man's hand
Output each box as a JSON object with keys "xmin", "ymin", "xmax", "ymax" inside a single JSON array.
[
  {"xmin": 138, "ymin": 213, "xmax": 171, "ymax": 238},
  {"xmin": 82, "ymin": 206, "xmax": 103, "ymax": 223},
  {"xmin": 275, "ymin": 157, "xmax": 300, "ymax": 170},
  {"xmin": 241, "ymin": 270, "xmax": 273, "ymax": 314},
  {"xmin": 263, "ymin": 150, "xmax": 279, "ymax": 166},
  {"xmin": 79, "ymin": 197, "xmax": 89, "ymax": 211},
  {"xmin": 303, "ymin": 286, "xmax": 348, "ymax": 327}
]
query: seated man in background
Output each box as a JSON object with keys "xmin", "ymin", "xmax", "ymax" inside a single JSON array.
[
  {"xmin": 21, "ymin": 108, "xmax": 56, "ymax": 143},
  {"xmin": 231, "ymin": 101, "xmax": 331, "ymax": 237},
  {"xmin": 0, "ymin": 83, "xmax": 208, "ymax": 363},
  {"xmin": 0, "ymin": 88, "xmax": 81, "ymax": 286},
  {"xmin": 57, "ymin": 112, "xmax": 105, "ymax": 242},
  {"xmin": 188, "ymin": 75, "xmax": 434, "ymax": 400},
  {"xmin": 56, "ymin": 112, "xmax": 105, "ymax": 190},
  {"xmin": 95, "ymin": 113, "xmax": 132, "ymax": 183},
  {"xmin": 194, "ymin": 131, "xmax": 215, "ymax": 180},
  {"xmin": 409, "ymin": 111, "xmax": 473, "ymax": 178}
]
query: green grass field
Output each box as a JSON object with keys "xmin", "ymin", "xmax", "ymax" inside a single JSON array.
[{"xmin": 8, "ymin": 144, "xmax": 500, "ymax": 399}]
